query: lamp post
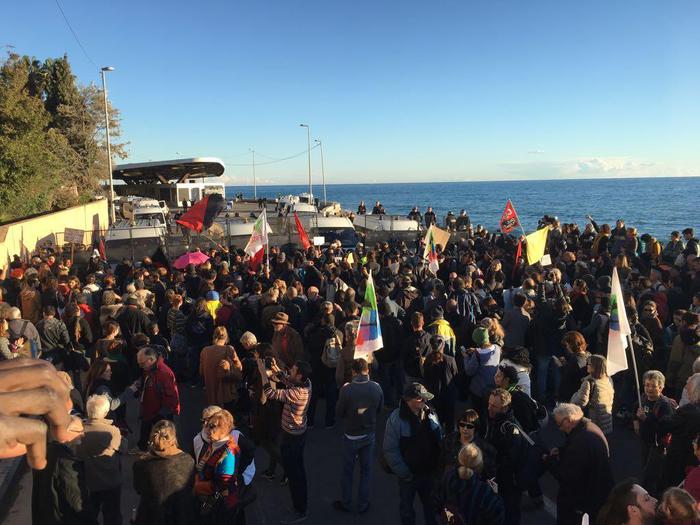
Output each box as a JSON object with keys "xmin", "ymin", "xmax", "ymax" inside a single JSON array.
[
  {"xmin": 100, "ymin": 66, "xmax": 115, "ymax": 224},
  {"xmin": 250, "ymin": 148, "xmax": 257, "ymax": 199},
  {"xmin": 314, "ymin": 139, "xmax": 327, "ymax": 204},
  {"xmin": 299, "ymin": 124, "xmax": 312, "ymax": 197}
]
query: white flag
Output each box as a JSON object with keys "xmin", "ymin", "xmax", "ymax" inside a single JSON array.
[{"xmin": 607, "ymin": 267, "xmax": 632, "ymax": 376}]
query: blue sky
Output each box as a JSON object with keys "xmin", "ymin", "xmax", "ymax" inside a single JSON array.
[{"xmin": 3, "ymin": 1, "xmax": 700, "ymax": 185}]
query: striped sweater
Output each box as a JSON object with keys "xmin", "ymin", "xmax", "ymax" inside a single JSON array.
[{"xmin": 264, "ymin": 375, "xmax": 311, "ymax": 435}]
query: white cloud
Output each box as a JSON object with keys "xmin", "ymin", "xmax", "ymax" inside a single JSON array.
[{"xmin": 499, "ymin": 156, "xmax": 697, "ymax": 180}]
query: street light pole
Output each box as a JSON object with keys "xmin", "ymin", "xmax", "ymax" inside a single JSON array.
[
  {"xmin": 250, "ymin": 148, "xmax": 256, "ymax": 199},
  {"xmin": 100, "ymin": 66, "xmax": 115, "ymax": 224},
  {"xmin": 299, "ymin": 124, "xmax": 312, "ymax": 197},
  {"xmin": 315, "ymin": 139, "xmax": 326, "ymax": 204}
]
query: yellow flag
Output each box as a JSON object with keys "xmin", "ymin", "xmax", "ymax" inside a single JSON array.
[
  {"xmin": 525, "ymin": 227, "xmax": 549, "ymax": 266},
  {"xmin": 347, "ymin": 252, "xmax": 355, "ymax": 265}
]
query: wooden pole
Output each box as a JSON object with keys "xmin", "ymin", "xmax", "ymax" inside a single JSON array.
[{"xmin": 626, "ymin": 334, "xmax": 643, "ymax": 409}]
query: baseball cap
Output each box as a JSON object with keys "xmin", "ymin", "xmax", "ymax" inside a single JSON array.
[{"xmin": 402, "ymin": 382, "xmax": 434, "ymax": 401}]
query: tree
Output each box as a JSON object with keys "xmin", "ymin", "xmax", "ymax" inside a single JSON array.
[{"xmin": 0, "ymin": 52, "xmax": 126, "ymax": 220}]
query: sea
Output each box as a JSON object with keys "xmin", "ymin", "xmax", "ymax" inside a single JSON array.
[{"xmin": 225, "ymin": 177, "xmax": 699, "ymax": 240}]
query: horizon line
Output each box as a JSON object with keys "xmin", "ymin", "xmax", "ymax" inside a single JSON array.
[{"xmin": 222, "ymin": 174, "xmax": 699, "ymax": 187}]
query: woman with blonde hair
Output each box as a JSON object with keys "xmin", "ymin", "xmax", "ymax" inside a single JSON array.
[
  {"xmin": 132, "ymin": 420, "xmax": 195, "ymax": 525},
  {"xmin": 200, "ymin": 326, "xmax": 242, "ymax": 410},
  {"xmin": 571, "ymin": 354, "xmax": 614, "ymax": 434},
  {"xmin": 434, "ymin": 443, "xmax": 504, "ymax": 525}
]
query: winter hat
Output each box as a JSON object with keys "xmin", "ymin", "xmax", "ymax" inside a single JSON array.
[
  {"xmin": 206, "ymin": 290, "xmax": 220, "ymax": 301},
  {"xmin": 472, "ymin": 327, "xmax": 490, "ymax": 347}
]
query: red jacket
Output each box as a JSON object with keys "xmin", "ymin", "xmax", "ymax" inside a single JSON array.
[{"xmin": 139, "ymin": 358, "xmax": 180, "ymax": 421}]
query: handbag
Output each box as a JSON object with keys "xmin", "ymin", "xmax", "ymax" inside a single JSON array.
[{"xmin": 199, "ymin": 491, "xmax": 224, "ymax": 517}]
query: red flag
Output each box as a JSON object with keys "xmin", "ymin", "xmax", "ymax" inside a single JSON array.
[
  {"xmin": 98, "ymin": 237, "xmax": 107, "ymax": 261},
  {"xmin": 499, "ymin": 200, "xmax": 520, "ymax": 234},
  {"xmin": 293, "ymin": 212, "xmax": 311, "ymax": 250},
  {"xmin": 512, "ymin": 239, "xmax": 522, "ymax": 280}
]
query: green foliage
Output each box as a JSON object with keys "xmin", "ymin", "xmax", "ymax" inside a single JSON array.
[{"xmin": 0, "ymin": 52, "xmax": 126, "ymax": 221}]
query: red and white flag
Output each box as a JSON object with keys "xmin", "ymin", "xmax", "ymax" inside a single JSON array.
[
  {"xmin": 244, "ymin": 209, "xmax": 273, "ymax": 269},
  {"xmin": 499, "ymin": 200, "xmax": 520, "ymax": 234}
]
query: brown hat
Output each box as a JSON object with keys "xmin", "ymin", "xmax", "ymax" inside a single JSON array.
[{"xmin": 270, "ymin": 312, "xmax": 290, "ymax": 325}]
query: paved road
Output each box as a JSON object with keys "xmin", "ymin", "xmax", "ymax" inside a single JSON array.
[{"xmin": 1, "ymin": 383, "xmax": 643, "ymax": 525}]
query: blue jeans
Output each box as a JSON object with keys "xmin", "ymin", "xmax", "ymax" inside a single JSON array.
[
  {"xmin": 281, "ymin": 432, "xmax": 307, "ymax": 514},
  {"xmin": 398, "ymin": 474, "xmax": 437, "ymax": 525},
  {"xmin": 340, "ymin": 433, "xmax": 375, "ymax": 509}
]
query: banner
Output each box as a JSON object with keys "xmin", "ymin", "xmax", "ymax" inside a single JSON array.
[
  {"xmin": 354, "ymin": 271, "xmax": 384, "ymax": 359},
  {"xmin": 499, "ymin": 200, "xmax": 521, "ymax": 234},
  {"xmin": 607, "ymin": 267, "xmax": 632, "ymax": 376}
]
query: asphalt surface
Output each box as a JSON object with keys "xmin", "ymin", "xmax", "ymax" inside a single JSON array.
[{"xmin": 1, "ymin": 383, "xmax": 644, "ymax": 525}]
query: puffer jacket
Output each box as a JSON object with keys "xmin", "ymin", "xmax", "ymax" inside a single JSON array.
[{"xmin": 571, "ymin": 375, "xmax": 614, "ymax": 435}]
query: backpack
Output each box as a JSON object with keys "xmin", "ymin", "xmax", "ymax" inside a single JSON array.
[
  {"xmin": 654, "ymin": 396, "xmax": 678, "ymax": 449},
  {"xmin": 321, "ymin": 332, "xmax": 342, "ymax": 368},
  {"xmin": 8, "ymin": 321, "xmax": 33, "ymax": 357}
]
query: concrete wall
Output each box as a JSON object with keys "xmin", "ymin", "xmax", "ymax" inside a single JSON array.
[{"xmin": 0, "ymin": 199, "xmax": 108, "ymax": 269}]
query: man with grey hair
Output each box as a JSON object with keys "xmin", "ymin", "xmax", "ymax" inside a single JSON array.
[
  {"xmin": 135, "ymin": 346, "xmax": 180, "ymax": 450},
  {"xmin": 76, "ymin": 394, "xmax": 126, "ymax": 525},
  {"xmin": 545, "ymin": 403, "xmax": 613, "ymax": 525}
]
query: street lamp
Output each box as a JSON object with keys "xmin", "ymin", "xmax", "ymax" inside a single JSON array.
[
  {"xmin": 299, "ymin": 124, "xmax": 312, "ymax": 197},
  {"xmin": 100, "ymin": 66, "xmax": 115, "ymax": 224},
  {"xmin": 250, "ymin": 148, "xmax": 257, "ymax": 200},
  {"xmin": 314, "ymin": 139, "xmax": 327, "ymax": 205}
]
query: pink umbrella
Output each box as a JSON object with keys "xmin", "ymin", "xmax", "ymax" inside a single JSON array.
[{"xmin": 173, "ymin": 251, "xmax": 210, "ymax": 269}]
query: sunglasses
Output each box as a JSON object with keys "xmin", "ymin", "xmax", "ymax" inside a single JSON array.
[{"xmin": 458, "ymin": 422, "xmax": 476, "ymax": 430}]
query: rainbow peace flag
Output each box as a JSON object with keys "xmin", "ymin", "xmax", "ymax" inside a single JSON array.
[{"xmin": 354, "ymin": 271, "xmax": 383, "ymax": 359}]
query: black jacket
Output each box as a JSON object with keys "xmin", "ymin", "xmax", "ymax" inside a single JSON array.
[
  {"xmin": 546, "ymin": 418, "xmax": 613, "ymax": 525},
  {"xmin": 403, "ymin": 329, "xmax": 432, "ymax": 378},
  {"xmin": 660, "ymin": 402, "xmax": 700, "ymax": 489},
  {"xmin": 31, "ymin": 442, "xmax": 94, "ymax": 525}
]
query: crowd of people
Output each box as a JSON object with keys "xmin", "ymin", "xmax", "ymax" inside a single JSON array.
[{"xmin": 1, "ymin": 214, "xmax": 700, "ymax": 525}]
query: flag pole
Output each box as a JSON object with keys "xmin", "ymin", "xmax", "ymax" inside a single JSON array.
[
  {"xmin": 264, "ymin": 209, "xmax": 270, "ymax": 272},
  {"xmin": 626, "ymin": 334, "xmax": 643, "ymax": 409}
]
